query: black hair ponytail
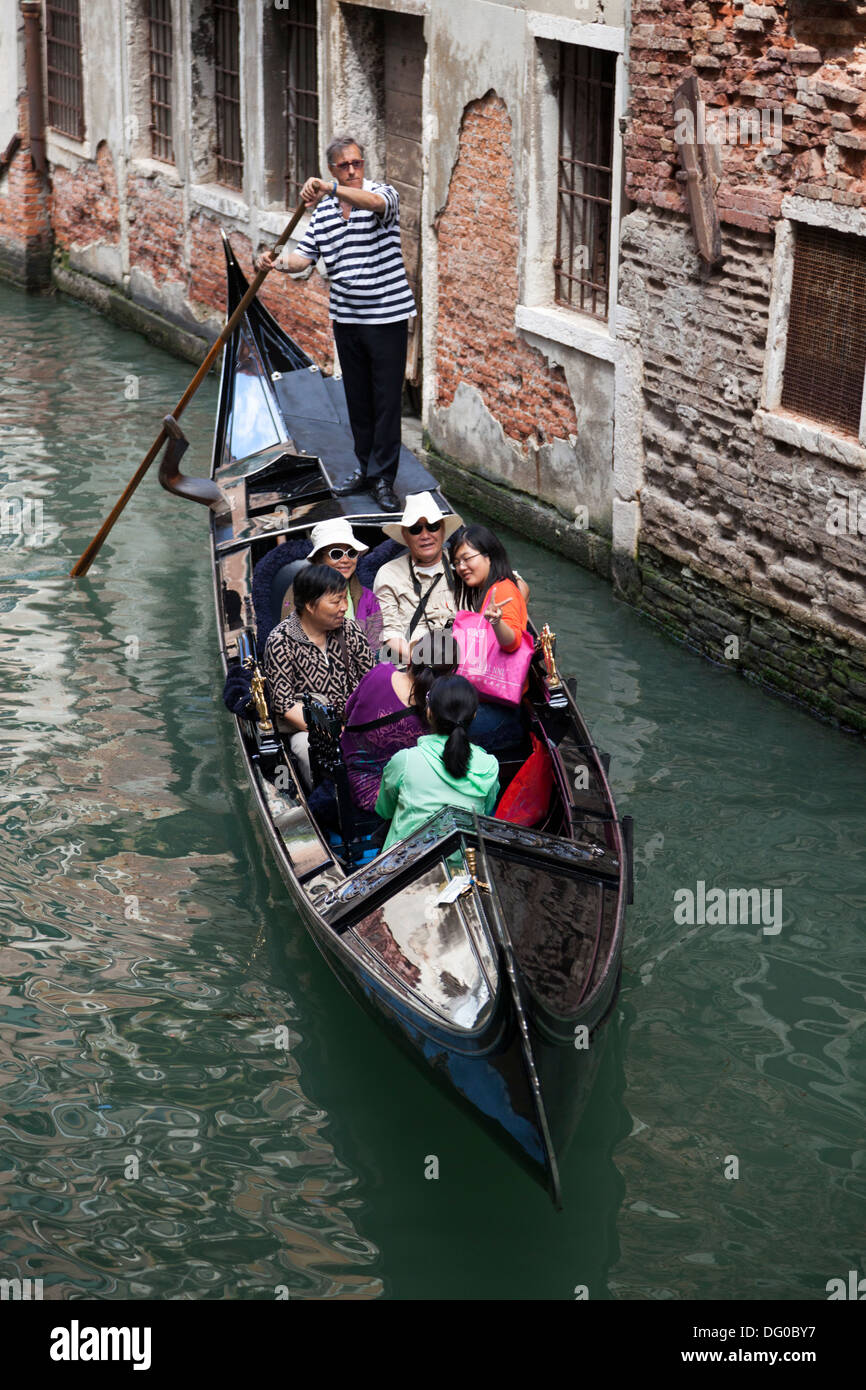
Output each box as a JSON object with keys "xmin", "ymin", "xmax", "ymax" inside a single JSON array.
[
  {"xmin": 427, "ymin": 675, "xmax": 478, "ymax": 779},
  {"xmin": 443, "ymin": 724, "xmax": 471, "ymax": 780}
]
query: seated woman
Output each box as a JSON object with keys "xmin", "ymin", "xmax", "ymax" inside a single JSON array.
[
  {"xmin": 375, "ymin": 675, "xmax": 499, "ymax": 852},
  {"xmin": 342, "ymin": 634, "xmax": 459, "ymax": 813},
  {"xmin": 281, "ymin": 518, "xmax": 382, "ymax": 652},
  {"xmin": 450, "ymin": 524, "xmax": 529, "ymax": 754},
  {"xmin": 264, "ymin": 563, "xmax": 377, "ymax": 790}
]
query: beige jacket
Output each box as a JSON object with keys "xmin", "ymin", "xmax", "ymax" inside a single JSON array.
[{"xmin": 373, "ymin": 554, "xmax": 457, "ymax": 649}]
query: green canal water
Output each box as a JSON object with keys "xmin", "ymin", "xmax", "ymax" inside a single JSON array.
[{"xmin": 0, "ymin": 283, "xmax": 864, "ymax": 1301}]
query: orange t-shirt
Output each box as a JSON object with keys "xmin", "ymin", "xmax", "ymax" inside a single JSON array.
[{"xmin": 482, "ymin": 579, "xmax": 528, "ymax": 654}]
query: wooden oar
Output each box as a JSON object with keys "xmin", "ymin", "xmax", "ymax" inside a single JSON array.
[{"xmin": 70, "ymin": 200, "xmax": 306, "ymax": 577}]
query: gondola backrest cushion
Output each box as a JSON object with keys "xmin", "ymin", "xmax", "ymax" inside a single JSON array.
[
  {"xmin": 252, "ymin": 539, "xmax": 312, "ymax": 656},
  {"xmin": 272, "ymin": 559, "xmax": 311, "ymax": 624},
  {"xmin": 356, "ymin": 538, "xmax": 404, "ymax": 588}
]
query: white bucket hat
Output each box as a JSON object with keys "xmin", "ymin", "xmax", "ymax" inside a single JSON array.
[
  {"xmin": 308, "ymin": 518, "xmax": 368, "ymax": 557},
  {"xmin": 381, "ymin": 491, "xmax": 463, "ymax": 544}
]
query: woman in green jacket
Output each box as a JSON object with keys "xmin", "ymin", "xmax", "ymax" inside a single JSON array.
[{"xmin": 375, "ymin": 676, "xmax": 499, "ymax": 851}]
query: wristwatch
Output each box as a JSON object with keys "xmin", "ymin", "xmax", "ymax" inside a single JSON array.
[{"xmin": 331, "ymin": 179, "xmax": 338, "ymax": 194}]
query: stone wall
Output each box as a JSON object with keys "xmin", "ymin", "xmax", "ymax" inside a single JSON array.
[
  {"xmin": 620, "ymin": 0, "xmax": 866, "ymax": 732},
  {"xmin": 638, "ymin": 542, "xmax": 866, "ymax": 733},
  {"xmin": 626, "ymin": 0, "xmax": 866, "ymax": 229}
]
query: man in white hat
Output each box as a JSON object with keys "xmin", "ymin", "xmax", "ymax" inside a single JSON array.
[{"xmin": 374, "ymin": 491, "xmax": 463, "ymax": 665}]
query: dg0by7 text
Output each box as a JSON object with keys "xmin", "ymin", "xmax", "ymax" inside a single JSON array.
[{"xmin": 694, "ymin": 1326, "xmax": 815, "ymax": 1340}]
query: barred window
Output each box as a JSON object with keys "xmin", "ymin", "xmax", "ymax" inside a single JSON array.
[
  {"xmin": 214, "ymin": 0, "xmax": 243, "ymax": 189},
  {"xmin": 555, "ymin": 44, "xmax": 616, "ymax": 320},
  {"xmin": 284, "ymin": 0, "xmax": 319, "ymax": 207},
  {"xmin": 46, "ymin": 0, "xmax": 84, "ymax": 140},
  {"xmin": 781, "ymin": 224, "xmax": 866, "ymax": 438},
  {"xmin": 148, "ymin": 0, "xmax": 173, "ymax": 163}
]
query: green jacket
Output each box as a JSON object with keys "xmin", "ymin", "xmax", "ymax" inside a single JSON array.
[{"xmin": 375, "ymin": 735, "xmax": 500, "ymax": 851}]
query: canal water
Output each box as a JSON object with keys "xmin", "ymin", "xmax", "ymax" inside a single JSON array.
[{"xmin": 1, "ymin": 282, "xmax": 864, "ymax": 1302}]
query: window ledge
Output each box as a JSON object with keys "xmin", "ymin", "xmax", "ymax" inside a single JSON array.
[
  {"xmin": 515, "ymin": 302, "xmax": 619, "ymax": 363},
  {"xmin": 258, "ymin": 205, "xmax": 312, "ymax": 239},
  {"xmin": 754, "ymin": 408, "xmax": 866, "ymax": 468},
  {"xmin": 191, "ymin": 182, "xmax": 249, "ymax": 220},
  {"xmin": 129, "ymin": 156, "xmax": 181, "ymax": 187},
  {"xmin": 46, "ymin": 129, "xmax": 92, "ymax": 169}
]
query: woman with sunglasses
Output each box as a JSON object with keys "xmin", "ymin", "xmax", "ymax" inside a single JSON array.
[
  {"xmin": 449, "ymin": 523, "xmax": 529, "ymax": 755},
  {"xmin": 280, "ymin": 519, "xmax": 382, "ymax": 651}
]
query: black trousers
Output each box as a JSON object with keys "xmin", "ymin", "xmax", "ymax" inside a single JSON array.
[{"xmin": 333, "ymin": 318, "xmax": 409, "ymax": 485}]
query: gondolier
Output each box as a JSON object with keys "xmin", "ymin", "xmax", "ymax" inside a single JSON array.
[{"xmin": 256, "ymin": 135, "xmax": 415, "ymax": 512}]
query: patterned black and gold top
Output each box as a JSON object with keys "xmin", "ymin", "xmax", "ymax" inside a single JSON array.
[{"xmin": 263, "ymin": 611, "xmax": 377, "ymax": 719}]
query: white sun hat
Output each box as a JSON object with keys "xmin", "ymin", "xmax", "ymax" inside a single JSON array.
[
  {"xmin": 381, "ymin": 491, "xmax": 463, "ymax": 544},
  {"xmin": 308, "ymin": 518, "xmax": 369, "ymax": 556}
]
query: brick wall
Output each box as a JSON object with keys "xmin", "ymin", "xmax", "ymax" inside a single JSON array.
[
  {"xmin": 258, "ymin": 260, "xmax": 334, "ymax": 370},
  {"xmin": 435, "ymin": 92, "xmax": 578, "ymax": 450},
  {"xmin": 52, "ymin": 141, "xmax": 121, "ymax": 252},
  {"xmin": 627, "ymin": 0, "xmax": 866, "ymax": 229},
  {"xmin": 186, "ymin": 213, "xmax": 334, "ymax": 366},
  {"xmin": 0, "ymin": 97, "xmax": 52, "ymax": 289},
  {"xmin": 127, "ymin": 174, "xmax": 185, "ymax": 286}
]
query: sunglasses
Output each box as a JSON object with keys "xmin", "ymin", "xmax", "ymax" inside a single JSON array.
[
  {"xmin": 407, "ymin": 519, "xmax": 443, "ymax": 536},
  {"xmin": 322, "ymin": 546, "xmax": 358, "ymax": 561},
  {"xmin": 333, "ymin": 159, "xmax": 364, "ymax": 173}
]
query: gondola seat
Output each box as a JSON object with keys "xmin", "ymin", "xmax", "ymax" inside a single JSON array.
[{"xmin": 252, "ymin": 538, "xmax": 313, "ymax": 658}]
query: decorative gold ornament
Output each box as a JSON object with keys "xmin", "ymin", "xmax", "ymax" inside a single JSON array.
[
  {"xmin": 539, "ymin": 623, "xmax": 562, "ymax": 689},
  {"xmin": 244, "ymin": 657, "xmax": 274, "ymax": 734},
  {"xmin": 465, "ymin": 847, "xmax": 489, "ymax": 892}
]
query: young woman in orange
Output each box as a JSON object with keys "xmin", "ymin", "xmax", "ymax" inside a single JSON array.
[{"xmin": 450, "ymin": 524, "xmax": 529, "ymax": 754}]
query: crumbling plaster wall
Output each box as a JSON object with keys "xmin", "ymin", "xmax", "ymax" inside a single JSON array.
[{"xmin": 420, "ymin": 0, "xmax": 621, "ymax": 532}]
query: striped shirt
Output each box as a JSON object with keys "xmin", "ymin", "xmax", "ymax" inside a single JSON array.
[{"xmin": 293, "ymin": 180, "xmax": 416, "ymax": 325}]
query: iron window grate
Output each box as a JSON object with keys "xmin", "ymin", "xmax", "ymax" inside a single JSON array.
[
  {"xmin": 555, "ymin": 44, "xmax": 616, "ymax": 320},
  {"xmin": 283, "ymin": 0, "xmax": 319, "ymax": 208},
  {"xmin": 782, "ymin": 223, "xmax": 866, "ymax": 437},
  {"xmin": 214, "ymin": 0, "xmax": 243, "ymax": 189},
  {"xmin": 46, "ymin": 0, "xmax": 84, "ymax": 140},
  {"xmin": 148, "ymin": 0, "xmax": 173, "ymax": 163}
]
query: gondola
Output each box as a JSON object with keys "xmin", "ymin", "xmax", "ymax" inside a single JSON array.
[{"xmin": 162, "ymin": 235, "xmax": 632, "ymax": 1207}]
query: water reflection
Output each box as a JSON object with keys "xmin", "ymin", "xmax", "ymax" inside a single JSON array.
[{"xmin": 0, "ymin": 287, "xmax": 381, "ymax": 1300}]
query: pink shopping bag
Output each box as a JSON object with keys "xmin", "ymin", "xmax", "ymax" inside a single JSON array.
[{"xmin": 453, "ymin": 609, "xmax": 535, "ymax": 706}]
